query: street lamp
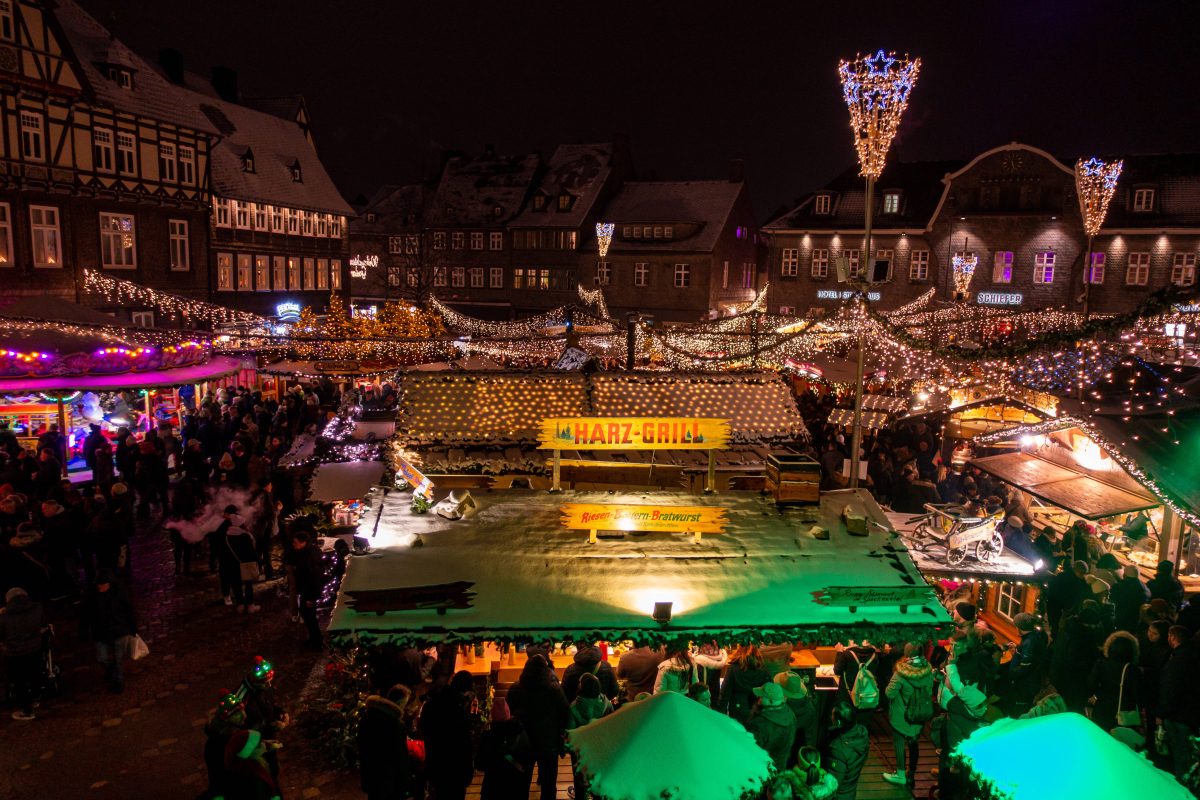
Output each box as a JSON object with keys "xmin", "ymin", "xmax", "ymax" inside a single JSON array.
[
  {"xmin": 1075, "ymin": 157, "xmax": 1122, "ymax": 320},
  {"xmin": 837, "ymin": 49, "xmax": 921, "ymax": 487}
]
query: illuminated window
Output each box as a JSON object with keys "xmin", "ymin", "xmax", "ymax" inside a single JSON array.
[
  {"xmin": 811, "ymin": 249, "xmax": 829, "ymax": 278},
  {"xmin": 270, "ymin": 205, "xmax": 284, "ymax": 233},
  {"xmin": 93, "ymin": 129, "xmax": 114, "ymax": 172},
  {"xmin": 1033, "ymin": 251, "xmax": 1055, "ymax": 284},
  {"xmin": 781, "ymin": 248, "xmax": 799, "ymax": 277},
  {"xmin": 214, "ymin": 198, "xmax": 230, "ymax": 227},
  {"xmin": 909, "ymin": 250, "xmax": 929, "ymax": 281},
  {"xmin": 489, "ymin": 267, "xmax": 503, "ymax": 288},
  {"xmin": 302, "ymin": 257, "xmax": 315, "ymax": 290},
  {"xmin": 158, "ymin": 141, "xmax": 176, "ymax": 182},
  {"xmin": 99, "ymin": 212, "xmax": 136, "ymax": 269},
  {"xmin": 489, "ymin": 231, "xmax": 503, "ymax": 251},
  {"xmin": 287, "ymin": 257, "xmax": 301, "ymax": 290},
  {"xmin": 272, "ymin": 256, "xmax": 286, "ymax": 290},
  {"xmin": 634, "ymin": 262, "xmax": 648, "ymax": 287},
  {"xmin": 993, "ymin": 251, "xmax": 1013, "ymax": 283},
  {"xmin": 20, "ymin": 111, "xmax": 44, "ymax": 162},
  {"xmin": 470, "ymin": 232, "xmax": 483, "ymax": 250},
  {"xmin": 595, "ymin": 261, "xmax": 610, "ymax": 286},
  {"xmin": 177, "ymin": 145, "xmax": 195, "ymax": 185},
  {"xmin": 882, "ymin": 191, "xmax": 901, "ymax": 214},
  {"xmin": 470, "ymin": 267, "xmax": 484, "ymax": 288},
  {"xmin": 317, "ymin": 258, "xmax": 329, "ymax": 290},
  {"xmin": 742, "ymin": 262, "xmax": 754, "ymax": 289},
  {"xmin": 237, "ymin": 254, "xmax": 252, "ymax": 290},
  {"xmin": 1126, "ymin": 252, "xmax": 1150, "ymax": 286},
  {"xmin": 558, "ymin": 193, "xmax": 573, "ymax": 211},
  {"xmin": 1172, "ymin": 253, "xmax": 1196, "ymax": 287},
  {"xmin": 116, "ymin": 132, "xmax": 136, "ymax": 174},
  {"xmin": 0, "ymin": 203, "xmax": 10, "ymax": 266},
  {"xmin": 1087, "ymin": 252, "xmax": 1106, "ymax": 284},
  {"xmin": 169, "ymin": 219, "xmax": 189, "ymax": 270},
  {"xmin": 995, "ymin": 582, "xmax": 1023, "ymax": 621},
  {"xmin": 674, "ymin": 263, "xmax": 690, "ymax": 288},
  {"xmin": 813, "ymin": 194, "xmax": 832, "ymax": 215},
  {"xmin": 1132, "ymin": 188, "xmax": 1155, "ymax": 212},
  {"xmin": 330, "ymin": 259, "xmax": 342, "ymax": 290},
  {"xmin": 255, "ymin": 255, "xmax": 270, "ymax": 290},
  {"xmin": 217, "ymin": 253, "xmax": 233, "ymax": 290}
]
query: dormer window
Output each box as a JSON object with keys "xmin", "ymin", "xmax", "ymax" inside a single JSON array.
[
  {"xmin": 882, "ymin": 191, "xmax": 902, "ymax": 214},
  {"xmin": 814, "ymin": 194, "xmax": 832, "ymax": 215},
  {"xmin": 241, "ymin": 148, "xmax": 255, "ymax": 173},
  {"xmin": 1132, "ymin": 188, "xmax": 1155, "ymax": 212},
  {"xmin": 366, "ymin": 212, "xmax": 377, "ymax": 223},
  {"xmin": 107, "ymin": 67, "xmax": 133, "ymax": 89},
  {"xmin": 290, "ymin": 159, "xmax": 302, "ymax": 182},
  {"xmin": 557, "ymin": 192, "xmax": 574, "ymax": 212},
  {"xmin": 532, "ymin": 193, "xmax": 547, "ymax": 212},
  {"xmin": 493, "ymin": 205, "xmax": 503, "ymax": 218}
]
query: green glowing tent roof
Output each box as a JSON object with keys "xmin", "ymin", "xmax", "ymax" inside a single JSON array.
[{"xmin": 950, "ymin": 713, "xmax": 1190, "ymax": 800}]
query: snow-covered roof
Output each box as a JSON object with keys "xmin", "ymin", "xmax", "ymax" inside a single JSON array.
[
  {"xmin": 330, "ymin": 488, "xmax": 950, "ymax": 646},
  {"xmin": 602, "ymin": 181, "xmax": 745, "ymax": 253},
  {"xmin": 351, "ymin": 183, "xmax": 429, "ymax": 235},
  {"xmin": 511, "ymin": 143, "xmax": 613, "ymax": 228},
  {"xmin": 426, "ymin": 151, "xmax": 541, "ymax": 227},
  {"xmin": 396, "ymin": 371, "xmax": 808, "ymax": 446}
]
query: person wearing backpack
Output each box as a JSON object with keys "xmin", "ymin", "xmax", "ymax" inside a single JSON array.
[
  {"xmin": 835, "ymin": 641, "xmax": 879, "ymax": 718},
  {"xmin": 882, "ymin": 643, "xmax": 934, "ymax": 790}
]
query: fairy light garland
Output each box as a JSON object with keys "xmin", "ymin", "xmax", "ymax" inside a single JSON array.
[
  {"xmin": 1076, "ymin": 157, "xmax": 1123, "ymax": 237},
  {"xmin": 83, "ymin": 270, "xmax": 267, "ymax": 326},
  {"xmin": 837, "ymin": 49, "xmax": 921, "ymax": 180},
  {"xmin": 577, "ymin": 285, "xmax": 612, "ymax": 322},
  {"xmin": 952, "ymin": 253, "xmax": 978, "ymax": 297},
  {"xmin": 595, "ymin": 222, "xmax": 615, "ymax": 259}
]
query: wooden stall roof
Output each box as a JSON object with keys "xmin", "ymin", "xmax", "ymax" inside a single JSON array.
[{"xmin": 969, "ymin": 451, "xmax": 1157, "ymax": 520}]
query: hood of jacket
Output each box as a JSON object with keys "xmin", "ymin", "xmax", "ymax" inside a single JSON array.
[
  {"xmin": 364, "ymin": 695, "xmax": 404, "ymax": 720},
  {"xmin": 573, "ymin": 645, "xmax": 603, "ymax": 668},
  {"xmin": 1103, "ymin": 630, "xmax": 1140, "ymax": 660},
  {"xmin": 893, "ymin": 657, "xmax": 933, "ymax": 683},
  {"xmin": 728, "ymin": 664, "xmax": 771, "ymax": 689},
  {"xmin": 571, "ymin": 695, "xmax": 610, "ymax": 722},
  {"xmin": 755, "ymin": 704, "xmax": 795, "ymax": 727}
]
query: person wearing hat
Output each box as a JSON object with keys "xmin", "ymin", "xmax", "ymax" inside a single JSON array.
[
  {"xmin": 223, "ymin": 728, "xmax": 281, "ymax": 800},
  {"xmin": 748, "ymin": 680, "xmax": 797, "ymax": 770},
  {"xmin": 1148, "ymin": 560, "xmax": 1185, "ymax": 612},
  {"xmin": 823, "ymin": 699, "xmax": 869, "ymax": 800},
  {"xmin": 882, "ymin": 643, "xmax": 934, "ymax": 789},
  {"xmin": 204, "ymin": 690, "xmax": 248, "ymax": 799},
  {"xmin": 774, "ymin": 671, "xmax": 818, "ymax": 763},
  {"xmin": 0, "ymin": 586, "xmax": 46, "ymax": 720}
]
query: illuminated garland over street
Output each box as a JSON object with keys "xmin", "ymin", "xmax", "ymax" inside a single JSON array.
[
  {"xmin": 577, "ymin": 285, "xmax": 612, "ymax": 322},
  {"xmin": 83, "ymin": 270, "xmax": 268, "ymax": 326},
  {"xmin": 837, "ymin": 49, "xmax": 921, "ymax": 179},
  {"xmin": 1076, "ymin": 157, "xmax": 1123, "ymax": 237}
]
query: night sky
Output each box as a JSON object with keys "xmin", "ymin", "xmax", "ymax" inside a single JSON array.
[{"xmin": 82, "ymin": 0, "xmax": 1200, "ymax": 221}]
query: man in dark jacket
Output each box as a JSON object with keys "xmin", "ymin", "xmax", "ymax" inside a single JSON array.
[
  {"xmin": 506, "ymin": 655, "xmax": 568, "ymax": 800},
  {"xmin": 615, "ymin": 642, "xmax": 663, "ymax": 701},
  {"xmin": 79, "ymin": 570, "xmax": 136, "ymax": 692},
  {"xmin": 1045, "ymin": 560, "xmax": 1091, "ymax": 635},
  {"xmin": 562, "ymin": 645, "xmax": 618, "ymax": 703},
  {"xmin": 421, "ymin": 671, "xmax": 475, "ymax": 800},
  {"xmin": 747, "ymin": 682, "xmax": 797, "ymax": 770},
  {"xmin": 1050, "ymin": 603, "xmax": 1104, "ymax": 712},
  {"xmin": 824, "ymin": 700, "xmax": 869, "ymax": 800},
  {"xmin": 1148, "ymin": 560, "xmax": 1185, "ymax": 612},
  {"xmin": 291, "ymin": 532, "xmax": 326, "ymax": 650},
  {"xmin": 1002, "ymin": 612, "xmax": 1050, "ymax": 716},
  {"xmin": 1111, "ymin": 563, "xmax": 1150, "ymax": 634},
  {"xmin": 358, "ymin": 685, "xmax": 411, "ymax": 800},
  {"xmin": 1160, "ymin": 626, "xmax": 1200, "ymax": 779},
  {"xmin": 0, "ymin": 587, "xmax": 45, "ymax": 720}
]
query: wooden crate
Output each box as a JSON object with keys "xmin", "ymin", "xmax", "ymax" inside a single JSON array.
[{"xmin": 766, "ymin": 453, "xmax": 820, "ymax": 504}]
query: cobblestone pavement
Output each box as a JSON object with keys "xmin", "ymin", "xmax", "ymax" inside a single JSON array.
[{"xmin": 0, "ymin": 517, "xmax": 360, "ymax": 800}]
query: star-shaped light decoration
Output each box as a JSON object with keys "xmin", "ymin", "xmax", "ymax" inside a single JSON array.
[
  {"xmin": 837, "ymin": 50, "xmax": 921, "ymax": 179},
  {"xmin": 864, "ymin": 49, "xmax": 896, "ymax": 77},
  {"xmin": 1075, "ymin": 157, "xmax": 1123, "ymax": 236},
  {"xmin": 595, "ymin": 222, "xmax": 615, "ymax": 259}
]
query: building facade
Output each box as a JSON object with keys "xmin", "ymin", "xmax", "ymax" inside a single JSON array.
[{"xmin": 766, "ymin": 143, "xmax": 1200, "ymax": 316}]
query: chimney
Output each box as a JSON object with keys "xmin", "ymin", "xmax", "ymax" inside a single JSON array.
[
  {"xmin": 159, "ymin": 48, "xmax": 184, "ymax": 85},
  {"xmin": 211, "ymin": 66, "xmax": 239, "ymax": 103},
  {"xmin": 728, "ymin": 158, "xmax": 745, "ymax": 183}
]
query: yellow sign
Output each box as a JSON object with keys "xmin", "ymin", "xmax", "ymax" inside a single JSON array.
[
  {"xmin": 560, "ymin": 503, "xmax": 727, "ymax": 537},
  {"xmin": 539, "ymin": 417, "xmax": 730, "ymax": 450}
]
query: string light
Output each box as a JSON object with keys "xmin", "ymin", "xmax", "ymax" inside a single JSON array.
[
  {"xmin": 83, "ymin": 270, "xmax": 267, "ymax": 326},
  {"xmin": 595, "ymin": 221, "xmax": 615, "ymax": 259},
  {"xmin": 837, "ymin": 49, "xmax": 921, "ymax": 179},
  {"xmin": 952, "ymin": 253, "xmax": 978, "ymax": 297},
  {"xmin": 1076, "ymin": 157, "xmax": 1123, "ymax": 237}
]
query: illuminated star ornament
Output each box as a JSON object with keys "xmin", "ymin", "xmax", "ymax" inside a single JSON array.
[
  {"xmin": 595, "ymin": 222, "xmax": 615, "ymax": 259},
  {"xmin": 1075, "ymin": 156, "xmax": 1123, "ymax": 236},
  {"xmin": 838, "ymin": 49, "xmax": 921, "ymax": 178},
  {"xmin": 952, "ymin": 253, "xmax": 979, "ymax": 298}
]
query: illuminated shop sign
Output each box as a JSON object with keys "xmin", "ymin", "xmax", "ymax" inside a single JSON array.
[
  {"xmin": 275, "ymin": 301, "xmax": 301, "ymax": 322},
  {"xmin": 976, "ymin": 292, "xmax": 1023, "ymax": 306},
  {"xmin": 349, "ymin": 254, "xmax": 379, "ymax": 279},
  {"xmin": 816, "ymin": 290, "xmax": 881, "ymax": 301}
]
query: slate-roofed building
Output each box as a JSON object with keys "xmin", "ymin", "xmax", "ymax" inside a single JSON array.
[{"xmin": 347, "ymin": 182, "xmax": 430, "ymax": 304}]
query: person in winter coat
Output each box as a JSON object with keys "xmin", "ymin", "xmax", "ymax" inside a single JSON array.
[
  {"xmin": 882, "ymin": 644, "xmax": 933, "ymax": 790},
  {"xmin": 477, "ymin": 717, "xmax": 532, "ymax": 800},
  {"xmin": 1088, "ymin": 630, "xmax": 1141, "ymax": 731},
  {"xmin": 561, "ymin": 644, "xmax": 618, "ymax": 703},
  {"xmin": 1049, "ymin": 603, "xmax": 1104, "ymax": 712},
  {"xmin": 0, "ymin": 586, "xmax": 45, "ymax": 720},
  {"xmin": 748, "ymin": 682, "xmax": 797, "ymax": 771},
  {"xmin": 823, "ymin": 700, "xmax": 869, "ymax": 800},
  {"xmin": 1045, "ymin": 560, "xmax": 1091, "ymax": 635},
  {"xmin": 1002, "ymin": 612, "xmax": 1050, "ymax": 716},
  {"xmin": 654, "ymin": 647, "xmax": 696, "ymax": 694},
  {"xmin": 833, "ymin": 640, "xmax": 879, "ymax": 710},
  {"xmin": 209, "ymin": 505, "xmax": 239, "ymax": 604},
  {"xmin": 1148, "ymin": 560, "xmax": 1185, "ymax": 612},
  {"xmin": 1158, "ymin": 625, "xmax": 1200, "ymax": 778},
  {"xmin": 421, "ymin": 670, "xmax": 475, "ymax": 800},
  {"xmin": 1140, "ymin": 620, "xmax": 1171, "ymax": 727},
  {"xmin": 1111, "ymin": 563, "xmax": 1150, "ymax": 634},
  {"xmin": 936, "ymin": 636, "xmax": 993, "ymax": 798},
  {"xmin": 238, "ymin": 656, "xmax": 286, "ymax": 782},
  {"xmin": 774, "ymin": 671, "xmax": 819, "ymax": 763},
  {"xmin": 567, "ymin": 672, "xmax": 612, "ymax": 800},
  {"xmin": 79, "ymin": 569, "xmax": 136, "ymax": 693},
  {"xmin": 615, "ymin": 642, "xmax": 663, "ymax": 701},
  {"xmin": 694, "ymin": 641, "xmax": 729, "ymax": 700},
  {"xmin": 204, "ymin": 691, "xmax": 249, "ymax": 800},
  {"xmin": 719, "ymin": 645, "xmax": 772, "ymax": 726},
  {"xmin": 358, "ymin": 685, "xmax": 412, "ymax": 800},
  {"xmin": 506, "ymin": 655, "xmax": 569, "ymax": 800},
  {"xmin": 223, "ymin": 729, "xmax": 282, "ymax": 800},
  {"xmin": 291, "ymin": 531, "xmax": 326, "ymax": 650},
  {"xmin": 225, "ymin": 515, "xmax": 260, "ymax": 614}
]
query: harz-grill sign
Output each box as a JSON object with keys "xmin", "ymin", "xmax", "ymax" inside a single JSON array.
[{"xmin": 538, "ymin": 417, "xmax": 730, "ymax": 450}]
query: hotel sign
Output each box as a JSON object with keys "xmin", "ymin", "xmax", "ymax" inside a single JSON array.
[
  {"xmin": 538, "ymin": 417, "xmax": 730, "ymax": 450},
  {"xmin": 561, "ymin": 503, "xmax": 727, "ymax": 539},
  {"xmin": 976, "ymin": 291, "xmax": 1023, "ymax": 306},
  {"xmin": 817, "ymin": 290, "xmax": 880, "ymax": 301}
]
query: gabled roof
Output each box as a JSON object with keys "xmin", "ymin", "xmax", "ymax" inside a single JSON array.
[
  {"xmin": 426, "ymin": 151, "xmax": 541, "ymax": 227},
  {"xmin": 1101, "ymin": 152, "xmax": 1200, "ymax": 230},
  {"xmin": 764, "ymin": 159, "xmax": 962, "ymax": 232},
  {"xmin": 241, "ymin": 95, "xmax": 305, "ymax": 122},
  {"xmin": 52, "ymin": 0, "xmax": 217, "ymax": 135},
  {"xmin": 511, "ymin": 142, "xmax": 613, "ymax": 228},
  {"xmin": 600, "ymin": 180, "xmax": 745, "ymax": 253},
  {"xmin": 350, "ymin": 183, "xmax": 429, "ymax": 235}
]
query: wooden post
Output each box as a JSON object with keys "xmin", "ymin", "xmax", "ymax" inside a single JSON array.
[
  {"xmin": 55, "ymin": 396, "xmax": 68, "ymax": 477},
  {"xmin": 705, "ymin": 450, "xmax": 717, "ymax": 494},
  {"xmin": 589, "ymin": 529, "xmax": 597, "ymax": 544},
  {"xmin": 551, "ymin": 448, "xmax": 561, "ymax": 493}
]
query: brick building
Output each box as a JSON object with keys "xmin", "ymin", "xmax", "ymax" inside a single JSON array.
[
  {"xmin": 347, "ymin": 182, "xmax": 429, "ymax": 305},
  {"xmin": 766, "ymin": 142, "xmax": 1200, "ymax": 316}
]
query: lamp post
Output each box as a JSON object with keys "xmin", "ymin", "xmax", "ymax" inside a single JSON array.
[
  {"xmin": 1075, "ymin": 157, "xmax": 1123, "ymax": 321},
  {"xmin": 837, "ymin": 49, "xmax": 920, "ymax": 487}
]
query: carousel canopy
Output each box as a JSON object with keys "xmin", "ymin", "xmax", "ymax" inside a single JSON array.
[
  {"xmin": 950, "ymin": 713, "xmax": 1190, "ymax": 800},
  {"xmin": 567, "ymin": 691, "xmax": 773, "ymax": 800},
  {"xmin": 330, "ymin": 488, "xmax": 950, "ymax": 646},
  {"xmin": 0, "ymin": 297, "xmax": 120, "ymax": 326}
]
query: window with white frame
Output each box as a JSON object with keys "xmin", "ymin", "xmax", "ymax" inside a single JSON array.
[
  {"xmin": 594, "ymin": 261, "xmax": 611, "ymax": 286},
  {"xmin": 743, "ymin": 262, "xmax": 754, "ymax": 289},
  {"xmin": 30, "ymin": 206, "xmax": 60, "ymax": 267},
  {"xmin": 177, "ymin": 145, "xmax": 195, "ymax": 185},
  {"xmin": 286, "ymin": 208, "xmax": 298, "ymax": 235},
  {"xmin": 1172, "ymin": 253, "xmax": 1196, "ymax": 286},
  {"xmin": 406, "ymin": 234, "xmax": 420, "ymax": 254},
  {"xmin": 317, "ymin": 258, "xmax": 330, "ymax": 290},
  {"xmin": 811, "ymin": 248, "xmax": 829, "ymax": 278},
  {"xmin": 253, "ymin": 203, "xmax": 267, "ymax": 231},
  {"xmin": 330, "ymin": 259, "xmax": 342, "ymax": 290},
  {"xmin": 1033, "ymin": 251, "xmax": 1055, "ymax": 283},
  {"xmin": 255, "ymin": 255, "xmax": 270, "ymax": 291},
  {"xmin": 779, "ymin": 306, "xmax": 796, "ymax": 315},
  {"xmin": 722, "ymin": 261, "xmax": 729, "ymax": 289},
  {"xmin": 1133, "ymin": 188, "xmax": 1155, "ymax": 212},
  {"xmin": 909, "ymin": 250, "xmax": 929, "ymax": 281},
  {"xmin": 1087, "ymin": 252, "xmax": 1106, "ymax": 284},
  {"xmin": 387, "ymin": 265, "xmax": 401, "ymax": 287},
  {"xmin": 451, "ymin": 232, "xmax": 464, "ymax": 250},
  {"xmin": 272, "ymin": 256, "xmax": 286, "ymax": 290},
  {"xmin": 674, "ymin": 263, "xmax": 690, "ymax": 288},
  {"xmin": 169, "ymin": 219, "xmax": 189, "ymax": 270},
  {"xmin": 813, "ymin": 194, "xmax": 832, "ymax": 215},
  {"xmin": 116, "ymin": 131, "xmax": 136, "ymax": 174},
  {"xmin": 0, "ymin": 0, "xmax": 13, "ymax": 41},
  {"xmin": 217, "ymin": 253, "xmax": 234, "ymax": 290},
  {"xmin": 993, "ymin": 251, "xmax": 1014, "ymax": 283},
  {"xmin": 1127, "ymin": 252, "xmax": 1150, "ymax": 285},
  {"xmin": 388, "ymin": 236, "xmax": 403, "ymax": 254},
  {"xmin": 882, "ymin": 191, "xmax": 901, "ymax": 214},
  {"xmin": 158, "ymin": 141, "xmax": 176, "ymax": 182},
  {"xmin": 109, "ymin": 68, "xmax": 132, "ymax": 90},
  {"xmin": 93, "ymin": 129, "xmax": 114, "ymax": 172},
  {"xmin": 20, "ymin": 111, "xmax": 44, "ymax": 162},
  {"xmin": 237, "ymin": 254, "xmax": 253, "ymax": 290},
  {"xmin": 489, "ymin": 231, "xmax": 503, "ymax": 251},
  {"xmin": 994, "ymin": 582, "xmax": 1023, "ymax": 621},
  {"xmin": 470, "ymin": 267, "xmax": 484, "ymax": 288},
  {"xmin": 634, "ymin": 262, "xmax": 648, "ymax": 287},
  {"xmin": 234, "ymin": 200, "xmax": 249, "ymax": 229},
  {"xmin": 433, "ymin": 267, "xmax": 447, "ymax": 287},
  {"xmin": 316, "ymin": 213, "xmax": 328, "ymax": 237},
  {"xmin": 331, "ymin": 216, "xmax": 343, "ymax": 238},
  {"xmin": 406, "ymin": 267, "xmax": 419, "ymax": 288},
  {"xmin": 270, "ymin": 205, "xmax": 283, "ymax": 233},
  {"xmin": 0, "ymin": 203, "xmax": 9, "ymax": 266},
  {"xmin": 99, "ymin": 212, "xmax": 136, "ymax": 268},
  {"xmin": 287, "ymin": 257, "xmax": 301, "ymax": 290},
  {"xmin": 470, "ymin": 232, "xmax": 484, "ymax": 250},
  {"xmin": 301, "ymin": 211, "xmax": 313, "ymax": 236},
  {"xmin": 489, "ymin": 267, "xmax": 503, "ymax": 288},
  {"xmin": 781, "ymin": 248, "xmax": 799, "ymax": 277},
  {"xmin": 843, "ymin": 249, "xmax": 861, "ymax": 278},
  {"xmin": 451, "ymin": 266, "xmax": 465, "ymax": 287},
  {"xmin": 302, "ymin": 258, "xmax": 315, "ymax": 290},
  {"xmin": 130, "ymin": 311, "xmax": 154, "ymax": 328},
  {"xmin": 214, "ymin": 198, "xmax": 230, "ymax": 227},
  {"xmin": 874, "ymin": 249, "xmax": 894, "ymax": 281},
  {"xmin": 433, "ymin": 231, "xmax": 446, "ymax": 250}
]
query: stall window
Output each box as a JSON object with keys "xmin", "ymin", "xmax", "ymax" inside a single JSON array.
[{"xmin": 994, "ymin": 582, "xmax": 1023, "ymax": 621}]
